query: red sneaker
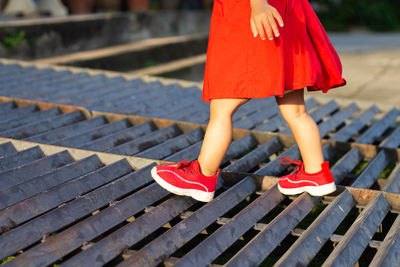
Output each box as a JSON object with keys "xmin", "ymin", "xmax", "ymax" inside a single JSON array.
[
  {"xmin": 151, "ymin": 159, "xmax": 220, "ymax": 202},
  {"xmin": 277, "ymin": 156, "xmax": 336, "ymax": 196}
]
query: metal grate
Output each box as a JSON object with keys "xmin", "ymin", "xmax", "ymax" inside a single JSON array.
[
  {"xmin": 0, "ymin": 62, "xmax": 399, "ymax": 149},
  {"xmin": 0, "ymin": 132, "xmax": 399, "ymax": 266},
  {"xmin": 0, "ymin": 60, "xmax": 400, "ymax": 266}
]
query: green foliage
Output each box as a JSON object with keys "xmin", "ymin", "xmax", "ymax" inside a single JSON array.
[
  {"xmin": 313, "ymin": 0, "xmax": 400, "ymax": 31},
  {"xmin": 0, "ymin": 256, "xmax": 15, "ymax": 265},
  {"xmin": 144, "ymin": 59, "xmax": 157, "ymax": 67},
  {"xmin": 1, "ymin": 27, "xmax": 26, "ymax": 49}
]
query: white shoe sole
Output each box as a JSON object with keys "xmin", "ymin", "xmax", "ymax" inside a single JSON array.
[
  {"xmin": 277, "ymin": 182, "xmax": 336, "ymax": 196},
  {"xmin": 151, "ymin": 166, "xmax": 215, "ymax": 202}
]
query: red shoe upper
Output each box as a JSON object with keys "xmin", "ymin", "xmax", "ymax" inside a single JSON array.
[
  {"xmin": 278, "ymin": 157, "xmax": 334, "ymax": 189},
  {"xmin": 155, "ymin": 159, "xmax": 220, "ymax": 193}
]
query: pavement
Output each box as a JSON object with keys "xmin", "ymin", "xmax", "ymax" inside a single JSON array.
[{"xmin": 305, "ymin": 33, "xmax": 400, "ymax": 109}]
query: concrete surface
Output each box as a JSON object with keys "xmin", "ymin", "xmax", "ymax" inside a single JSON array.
[{"xmin": 305, "ymin": 33, "xmax": 400, "ymax": 109}]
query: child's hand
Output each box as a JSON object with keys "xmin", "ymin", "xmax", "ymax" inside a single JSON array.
[{"xmin": 250, "ymin": 0, "xmax": 284, "ymax": 40}]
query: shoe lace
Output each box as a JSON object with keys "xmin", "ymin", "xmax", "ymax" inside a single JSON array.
[
  {"xmin": 163, "ymin": 159, "xmax": 194, "ymax": 175},
  {"xmin": 279, "ymin": 156, "xmax": 303, "ymax": 178}
]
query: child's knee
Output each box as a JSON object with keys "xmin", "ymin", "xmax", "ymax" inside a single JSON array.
[
  {"xmin": 280, "ymin": 105, "xmax": 307, "ymax": 123},
  {"xmin": 210, "ymin": 98, "xmax": 249, "ymax": 117}
]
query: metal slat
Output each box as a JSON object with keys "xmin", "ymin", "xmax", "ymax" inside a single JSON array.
[
  {"xmin": 380, "ymin": 126, "xmax": 400, "ymax": 148},
  {"xmin": 3, "ymin": 169, "xmax": 168, "ymax": 267},
  {"xmin": 356, "ymin": 108, "xmax": 400, "ymax": 144},
  {"xmin": 135, "ymin": 128, "xmax": 204, "ymax": 159},
  {"xmin": 225, "ymin": 193, "xmax": 319, "ymax": 267},
  {"xmin": 52, "ymin": 118, "xmax": 131, "ymax": 147},
  {"xmin": 274, "ymin": 189, "xmax": 355, "ymax": 267},
  {"xmin": 78, "ymin": 121, "xmax": 156, "ymax": 151},
  {"xmin": 351, "ymin": 150, "xmax": 390, "ymax": 189},
  {"xmin": 274, "ymin": 149, "xmax": 388, "ymax": 266},
  {"xmin": 331, "ymin": 105, "xmax": 380, "ymax": 142},
  {"xmin": 0, "ymin": 142, "xmax": 17, "ymax": 157},
  {"xmin": 224, "ymin": 145, "xmax": 362, "ymax": 266},
  {"xmin": 0, "ymin": 159, "xmax": 132, "ymax": 260},
  {"xmin": 279, "ymin": 100, "xmax": 339, "ymax": 135},
  {"xmin": 106, "ymin": 84, "xmax": 184, "ymax": 114},
  {"xmin": 84, "ymin": 81, "xmax": 163, "ymax": 110},
  {"xmin": 0, "ymin": 107, "xmax": 61, "ymax": 132},
  {"xmin": 0, "ymin": 150, "xmax": 74, "ymax": 191},
  {"xmin": 174, "ymin": 185, "xmax": 285, "ymax": 266},
  {"xmin": 118, "ymin": 177, "xmax": 258, "ymax": 267},
  {"xmin": 59, "ymin": 134, "xmax": 259, "ymax": 267},
  {"xmin": 0, "ymin": 155, "xmax": 109, "ymax": 231},
  {"xmin": 233, "ymin": 102, "xmax": 278, "ymax": 129},
  {"xmin": 322, "ymin": 193, "xmax": 390, "ymax": 267},
  {"xmin": 382, "ymin": 164, "xmax": 400, "ymax": 194},
  {"xmin": 318, "ymin": 103, "xmax": 359, "ymax": 138},
  {"xmin": 252, "ymin": 98, "xmax": 319, "ymax": 132},
  {"xmin": 134, "ymin": 87, "xmax": 203, "ymax": 117},
  {"xmin": 106, "ymin": 124, "xmax": 182, "ymax": 155},
  {"xmin": 0, "ymin": 104, "xmax": 38, "ymax": 121},
  {"xmin": 61, "ymin": 195, "xmax": 197, "ymax": 267},
  {"xmin": 114, "ymin": 139, "xmax": 314, "ymax": 266},
  {"xmin": 0, "ymin": 101, "xmax": 16, "ymax": 113},
  {"xmin": 0, "ymin": 146, "xmax": 45, "ymax": 172},
  {"xmin": 24, "ymin": 116, "xmax": 107, "ymax": 143},
  {"xmin": 0, "ymin": 110, "xmax": 86, "ymax": 139},
  {"xmin": 0, "ymin": 152, "xmax": 92, "ymax": 209},
  {"xmin": 224, "ymin": 137, "xmax": 283, "ymax": 172},
  {"xmin": 369, "ymin": 214, "xmax": 400, "ymax": 267},
  {"xmin": 73, "ymin": 78, "xmax": 143, "ymax": 105}
]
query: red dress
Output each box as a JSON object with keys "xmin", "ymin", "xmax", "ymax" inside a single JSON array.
[{"xmin": 201, "ymin": 0, "xmax": 346, "ymax": 102}]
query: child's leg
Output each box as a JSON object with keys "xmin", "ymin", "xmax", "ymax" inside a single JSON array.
[
  {"xmin": 198, "ymin": 98, "xmax": 250, "ymax": 176},
  {"xmin": 275, "ymin": 89, "xmax": 324, "ymax": 173}
]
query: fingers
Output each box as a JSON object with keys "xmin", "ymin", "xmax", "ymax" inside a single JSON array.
[
  {"xmin": 250, "ymin": 4, "xmax": 284, "ymax": 41},
  {"xmin": 267, "ymin": 14, "xmax": 279, "ymax": 38},
  {"xmin": 255, "ymin": 18, "xmax": 266, "ymax": 40},
  {"xmin": 261, "ymin": 16, "xmax": 274, "ymax": 40},
  {"xmin": 250, "ymin": 18, "xmax": 257, "ymax": 37},
  {"xmin": 273, "ymin": 9, "xmax": 284, "ymax": 27}
]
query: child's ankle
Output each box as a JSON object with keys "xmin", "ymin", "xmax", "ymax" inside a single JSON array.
[{"xmin": 198, "ymin": 161, "xmax": 217, "ymax": 177}]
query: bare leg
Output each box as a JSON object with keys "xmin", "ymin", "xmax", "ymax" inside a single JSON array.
[
  {"xmin": 275, "ymin": 89, "xmax": 324, "ymax": 173},
  {"xmin": 198, "ymin": 98, "xmax": 250, "ymax": 176}
]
